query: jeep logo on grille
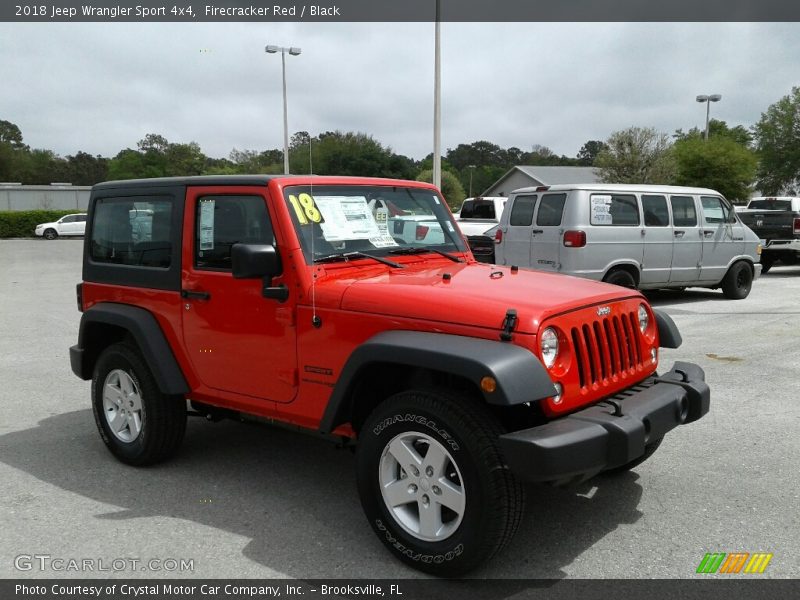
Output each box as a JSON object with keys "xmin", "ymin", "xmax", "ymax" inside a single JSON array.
[{"xmin": 597, "ymin": 306, "xmax": 611, "ymax": 316}]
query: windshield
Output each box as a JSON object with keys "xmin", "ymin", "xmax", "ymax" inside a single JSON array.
[{"xmin": 283, "ymin": 185, "xmax": 466, "ymax": 264}]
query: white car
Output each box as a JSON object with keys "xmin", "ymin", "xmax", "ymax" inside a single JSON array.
[{"xmin": 34, "ymin": 213, "xmax": 88, "ymax": 240}]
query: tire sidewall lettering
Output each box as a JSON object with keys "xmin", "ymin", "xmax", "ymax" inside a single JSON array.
[
  {"xmin": 375, "ymin": 519, "xmax": 464, "ymax": 563},
  {"xmin": 371, "ymin": 413, "xmax": 460, "ymax": 452}
]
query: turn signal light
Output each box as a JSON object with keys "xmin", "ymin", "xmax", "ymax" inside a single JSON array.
[
  {"xmin": 563, "ymin": 230, "xmax": 586, "ymax": 247},
  {"xmin": 494, "ymin": 229, "xmax": 503, "ymax": 244},
  {"xmin": 415, "ymin": 225, "xmax": 430, "ymax": 240},
  {"xmin": 793, "ymin": 217, "xmax": 800, "ymax": 234}
]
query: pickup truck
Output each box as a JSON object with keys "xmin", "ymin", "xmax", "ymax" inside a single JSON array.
[
  {"xmin": 454, "ymin": 196, "xmax": 506, "ymax": 263},
  {"xmin": 738, "ymin": 197, "xmax": 800, "ymax": 272}
]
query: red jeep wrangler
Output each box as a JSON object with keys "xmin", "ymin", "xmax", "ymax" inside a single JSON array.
[{"xmin": 70, "ymin": 175, "xmax": 709, "ymax": 575}]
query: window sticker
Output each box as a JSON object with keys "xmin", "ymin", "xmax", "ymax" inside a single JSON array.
[
  {"xmin": 591, "ymin": 195, "xmax": 613, "ymax": 225},
  {"xmin": 199, "ymin": 199, "xmax": 215, "ymax": 250},
  {"xmin": 289, "ymin": 193, "xmax": 324, "ymax": 225}
]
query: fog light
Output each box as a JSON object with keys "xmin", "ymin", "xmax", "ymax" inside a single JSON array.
[
  {"xmin": 552, "ymin": 382, "xmax": 563, "ymax": 404},
  {"xmin": 651, "ymin": 348, "xmax": 657, "ymax": 363}
]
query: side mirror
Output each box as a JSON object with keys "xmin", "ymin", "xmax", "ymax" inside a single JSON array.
[{"xmin": 232, "ymin": 244, "xmax": 282, "ymax": 279}]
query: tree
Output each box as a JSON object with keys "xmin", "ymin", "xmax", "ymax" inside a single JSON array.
[
  {"xmin": 577, "ymin": 140, "xmax": 608, "ymax": 165},
  {"xmin": 416, "ymin": 169, "xmax": 465, "ymax": 209},
  {"xmin": 0, "ymin": 120, "xmax": 25, "ymax": 149},
  {"xmin": 595, "ymin": 127, "xmax": 676, "ymax": 184},
  {"xmin": 65, "ymin": 151, "xmax": 109, "ymax": 185},
  {"xmin": 753, "ymin": 86, "xmax": 800, "ymax": 195},
  {"xmin": 673, "ymin": 137, "xmax": 757, "ymax": 202},
  {"xmin": 674, "ymin": 119, "xmax": 752, "ymax": 147}
]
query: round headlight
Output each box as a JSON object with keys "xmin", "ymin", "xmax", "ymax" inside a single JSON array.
[
  {"xmin": 540, "ymin": 327, "xmax": 559, "ymax": 368},
  {"xmin": 638, "ymin": 304, "xmax": 649, "ymax": 333}
]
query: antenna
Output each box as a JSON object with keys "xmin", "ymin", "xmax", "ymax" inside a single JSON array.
[{"xmin": 309, "ymin": 136, "xmax": 321, "ymax": 328}]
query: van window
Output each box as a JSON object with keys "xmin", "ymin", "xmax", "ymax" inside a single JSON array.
[
  {"xmin": 91, "ymin": 197, "xmax": 173, "ymax": 268},
  {"xmin": 509, "ymin": 195, "xmax": 537, "ymax": 226},
  {"xmin": 536, "ymin": 193, "xmax": 567, "ymax": 226},
  {"xmin": 590, "ymin": 194, "xmax": 639, "ymax": 226},
  {"xmin": 460, "ymin": 198, "xmax": 496, "ymax": 219},
  {"xmin": 701, "ymin": 196, "xmax": 733, "ymax": 224},
  {"xmin": 195, "ymin": 195, "xmax": 275, "ymax": 270},
  {"xmin": 670, "ymin": 196, "xmax": 698, "ymax": 227},
  {"xmin": 642, "ymin": 195, "xmax": 669, "ymax": 227}
]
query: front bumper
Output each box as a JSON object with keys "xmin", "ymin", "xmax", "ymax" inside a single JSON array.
[{"xmin": 498, "ymin": 361, "xmax": 709, "ymax": 483}]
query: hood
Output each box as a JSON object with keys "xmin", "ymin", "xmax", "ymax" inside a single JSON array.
[{"xmin": 337, "ymin": 261, "xmax": 640, "ymax": 334}]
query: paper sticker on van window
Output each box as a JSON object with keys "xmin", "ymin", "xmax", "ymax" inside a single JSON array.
[
  {"xmin": 591, "ymin": 195, "xmax": 613, "ymax": 225},
  {"xmin": 199, "ymin": 199, "xmax": 215, "ymax": 250}
]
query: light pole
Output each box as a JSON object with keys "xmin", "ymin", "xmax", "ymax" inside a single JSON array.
[
  {"xmin": 432, "ymin": 0, "xmax": 441, "ymax": 190},
  {"xmin": 696, "ymin": 94, "xmax": 722, "ymax": 141},
  {"xmin": 468, "ymin": 165, "xmax": 476, "ymax": 197},
  {"xmin": 266, "ymin": 44, "xmax": 301, "ymax": 174}
]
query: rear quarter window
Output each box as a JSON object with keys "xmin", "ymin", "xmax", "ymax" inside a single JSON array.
[{"xmin": 91, "ymin": 197, "xmax": 173, "ymax": 268}]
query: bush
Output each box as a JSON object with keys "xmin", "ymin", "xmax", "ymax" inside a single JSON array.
[{"xmin": 0, "ymin": 210, "xmax": 78, "ymax": 238}]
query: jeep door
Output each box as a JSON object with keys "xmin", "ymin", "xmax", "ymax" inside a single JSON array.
[
  {"xmin": 699, "ymin": 195, "xmax": 744, "ymax": 283},
  {"xmin": 529, "ymin": 192, "xmax": 567, "ymax": 272},
  {"xmin": 668, "ymin": 195, "xmax": 703, "ymax": 283},
  {"xmin": 181, "ymin": 187, "xmax": 298, "ymax": 403},
  {"xmin": 499, "ymin": 194, "xmax": 538, "ymax": 266},
  {"xmin": 640, "ymin": 194, "xmax": 674, "ymax": 285}
]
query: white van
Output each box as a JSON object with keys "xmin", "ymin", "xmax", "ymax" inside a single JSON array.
[{"xmin": 494, "ymin": 184, "xmax": 762, "ymax": 299}]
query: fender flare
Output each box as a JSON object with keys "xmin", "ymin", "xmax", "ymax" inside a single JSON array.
[
  {"xmin": 653, "ymin": 309, "xmax": 682, "ymax": 349},
  {"xmin": 319, "ymin": 330, "xmax": 556, "ymax": 433},
  {"xmin": 71, "ymin": 303, "xmax": 189, "ymax": 395}
]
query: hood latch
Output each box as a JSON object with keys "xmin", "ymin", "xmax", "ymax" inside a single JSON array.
[{"xmin": 500, "ymin": 309, "xmax": 518, "ymax": 342}]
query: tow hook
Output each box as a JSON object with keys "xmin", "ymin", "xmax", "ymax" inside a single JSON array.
[{"xmin": 598, "ymin": 399, "xmax": 624, "ymax": 416}]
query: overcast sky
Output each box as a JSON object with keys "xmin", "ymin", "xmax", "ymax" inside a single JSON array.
[{"xmin": 2, "ymin": 22, "xmax": 799, "ymax": 162}]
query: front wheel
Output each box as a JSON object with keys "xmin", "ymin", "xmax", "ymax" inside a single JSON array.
[
  {"xmin": 721, "ymin": 261, "xmax": 753, "ymax": 299},
  {"xmin": 43, "ymin": 229, "xmax": 58, "ymax": 240},
  {"xmin": 92, "ymin": 342, "xmax": 186, "ymax": 466},
  {"xmin": 356, "ymin": 390, "xmax": 525, "ymax": 576}
]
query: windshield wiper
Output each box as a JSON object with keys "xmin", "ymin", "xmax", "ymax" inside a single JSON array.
[
  {"xmin": 389, "ymin": 246, "xmax": 464, "ymax": 263},
  {"xmin": 314, "ymin": 251, "xmax": 404, "ymax": 269}
]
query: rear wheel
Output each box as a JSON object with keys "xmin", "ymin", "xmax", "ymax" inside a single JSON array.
[
  {"xmin": 721, "ymin": 261, "xmax": 753, "ymax": 299},
  {"xmin": 603, "ymin": 268, "xmax": 637, "ymax": 289},
  {"xmin": 43, "ymin": 229, "xmax": 58, "ymax": 240},
  {"xmin": 92, "ymin": 342, "xmax": 186, "ymax": 466},
  {"xmin": 356, "ymin": 389, "xmax": 524, "ymax": 575}
]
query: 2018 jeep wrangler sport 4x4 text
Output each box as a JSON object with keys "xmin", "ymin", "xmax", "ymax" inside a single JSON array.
[{"xmin": 70, "ymin": 175, "xmax": 710, "ymax": 575}]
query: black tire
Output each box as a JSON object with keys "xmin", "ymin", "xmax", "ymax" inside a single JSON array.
[
  {"xmin": 43, "ymin": 229, "xmax": 58, "ymax": 240},
  {"xmin": 92, "ymin": 342, "xmax": 186, "ymax": 466},
  {"xmin": 356, "ymin": 390, "xmax": 525, "ymax": 576},
  {"xmin": 721, "ymin": 261, "xmax": 753, "ymax": 300},
  {"xmin": 603, "ymin": 438, "xmax": 664, "ymax": 475},
  {"xmin": 603, "ymin": 268, "xmax": 637, "ymax": 289}
]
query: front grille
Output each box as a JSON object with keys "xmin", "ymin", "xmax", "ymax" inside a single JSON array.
[{"xmin": 571, "ymin": 312, "xmax": 644, "ymax": 389}]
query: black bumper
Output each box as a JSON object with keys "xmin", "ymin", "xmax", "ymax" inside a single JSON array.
[{"xmin": 498, "ymin": 361, "xmax": 710, "ymax": 483}]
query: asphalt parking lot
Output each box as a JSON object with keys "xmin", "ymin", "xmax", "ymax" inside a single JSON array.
[{"xmin": 1, "ymin": 238, "xmax": 798, "ymax": 579}]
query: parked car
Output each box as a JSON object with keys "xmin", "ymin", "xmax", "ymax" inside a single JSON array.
[
  {"xmin": 70, "ymin": 175, "xmax": 709, "ymax": 575},
  {"xmin": 737, "ymin": 197, "xmax": 800, "ymax": 272},
  {"xmin": 493, "ymin": 184, "xmax": 762, "ymax": 299},
  {"xmin": 454, "ymin": 197, "xmax": 506, "ymax": 263},
  {"xmin": 34, "ymin": 213, "xmax": 88, "ymax": 239}
]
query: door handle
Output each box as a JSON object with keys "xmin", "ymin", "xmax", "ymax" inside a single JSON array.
[
  {"xmin": 703, "ymin": 230, "xmax": 715, "ymax": 238},
  {"xmin": 531, "ymin": 229, "xmax": 543, "ymax": 234},
  {"xmin": 181, "ymin": 289, "xmax": 211, "ymax": 300},
  {"xmin": 673, "ymin": 230, "xmax": 685, "ymax": 238}
]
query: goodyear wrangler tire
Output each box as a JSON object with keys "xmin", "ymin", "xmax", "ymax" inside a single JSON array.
[
  {"xmin": 356, "ymin": 389, "xmax": 525, "ymax": 575},
  {"xmin": 92, "ymin": 342, "xmax": 187, "ymax": 466}
]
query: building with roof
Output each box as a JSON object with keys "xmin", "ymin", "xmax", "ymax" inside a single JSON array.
[
  {"xmin": 482, "ymin": 166, "xmax": 601, "ymax": 197},
  {"xmin": 0, "ymin": 183, "xmax": 91, "ymax": 211}
]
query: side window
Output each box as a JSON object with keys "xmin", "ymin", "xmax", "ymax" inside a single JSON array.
[
  {"xmin": 590, "ymin": 194, "xmax": 639, "ymax": 226},
  {"xmin": 641, "ymin": 195, "xmax": 669, "ymax": 227},
  {"xmin": 61, "ymin": 215, "xmax": 75, "ymax": 223},
  {"xmin": 91, "ymin": 197, "xmax": 173, "ymax": 267},
  {"xmin": 670, "ymin": 196, "xmax": 698, "ymax": 227},
  {"xmin": 195, "ymin": 195, "xmax": 274, "ymax": 270},
  {"xmin": 76, "ymin": 215, "xmax": 87, "ymax": 222},
  {"xmin": 701, "ymin": 196, "xmax": 732, "ymax": 224},
  {"xmin": 536, "ymin": 193, "xmax": 567, "ymax": 226},
  {"xmin": 509, "ymin": 195, "xmax": 537, "ymax": 226}
]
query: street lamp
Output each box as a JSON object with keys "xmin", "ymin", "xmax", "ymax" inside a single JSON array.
[
  {"xmin": 696, "ymin": 94, "xmax": 722, "ymax": 141},
  {"xmin": 266, "ymin": 44, "xmax": 302, "ymax": 174},
  {"xmin": 468, "ymin": 165, "xmax": 476, "ymax": 197}
]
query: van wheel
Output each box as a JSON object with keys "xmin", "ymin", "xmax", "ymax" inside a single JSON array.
[
  {"xmin": 721, "ymin": 261, "xmax": 753, "ymax": 300},
  {"xmin": 603, "ymin": 268, "xmax": 637, "ymax": 289},
  {"xmin": 356, "ymin": 389, "xmax": 525, "ymax": 575},
  {"xmin": 92, "ymin": 342, "xmax": 187, "ymax": 466}
]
